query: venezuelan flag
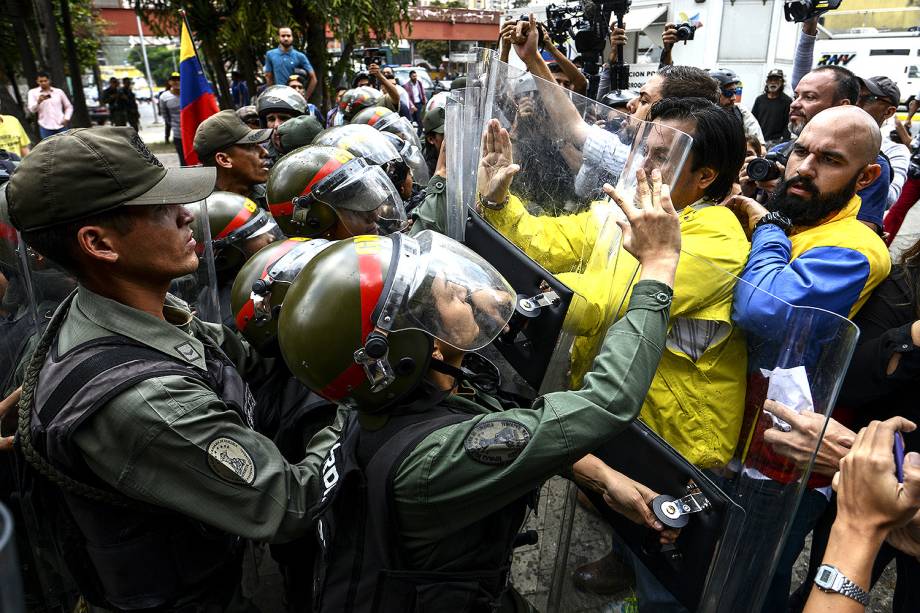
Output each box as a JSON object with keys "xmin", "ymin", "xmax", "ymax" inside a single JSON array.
[{"xmin": 179, "ymin": 17, "xmax": 219, "ymax": 166}]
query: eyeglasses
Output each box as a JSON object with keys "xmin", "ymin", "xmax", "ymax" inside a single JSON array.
[
  {"xmin": 858, "ymin": 93, "xmax": 894, "ymax": 106},
  {"xmin": 384, "ymin": 74, "xmax": 396, "ymax": 80}
]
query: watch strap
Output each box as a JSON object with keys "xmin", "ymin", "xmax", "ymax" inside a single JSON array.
[
  {"xmin": 815, "ymin": 565, "xmax": 870, "ymax": 606},
  {"xmin": 754, "ymin": 211, "xmax": 793, "ymax": 235}
]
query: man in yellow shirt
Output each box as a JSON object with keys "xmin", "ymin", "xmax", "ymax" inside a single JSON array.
[{"xmin": 0, "ymin": 114, "xmax": 31, "ymax": 157}]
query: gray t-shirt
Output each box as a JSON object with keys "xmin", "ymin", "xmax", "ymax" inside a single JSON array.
[{"xmin": 160, "ymin": 90, "xmax": 182, "ymax": 139}]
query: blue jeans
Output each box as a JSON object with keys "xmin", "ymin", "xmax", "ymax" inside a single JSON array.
[{"xmin": 38, "ymin": 126, "xmax": 66, "ymax": 140}]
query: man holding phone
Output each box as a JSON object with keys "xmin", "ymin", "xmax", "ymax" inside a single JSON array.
[{"xmin": 27, "ymin": 71, "xmax": 73, "ymax": 140}]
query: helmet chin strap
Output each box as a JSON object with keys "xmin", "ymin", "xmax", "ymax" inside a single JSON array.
[{"xmin": 429, "ymin": 355, "xmax": 500, "ymax": 396}]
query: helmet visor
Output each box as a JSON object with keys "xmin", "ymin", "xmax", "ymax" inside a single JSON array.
[
  {"xmin": 376, "ymin": 113, "xmax": 423, "ymax": 150},
  {"xmin": 377, "ymin": 230, "xmax": 515, "ymax": 351},
  {"xmin": 304, "ymin": 158, "xmax": 407, "ymax": 234}
]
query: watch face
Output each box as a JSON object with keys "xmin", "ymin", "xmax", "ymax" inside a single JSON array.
[{"xmin": 818, "ymin": 568, "xmax": 833, "ymax": 583}]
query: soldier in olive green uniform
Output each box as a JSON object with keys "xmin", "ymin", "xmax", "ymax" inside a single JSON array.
[
  {"xmin": 4, "ymin": 128, "xmax": 338, "ymax": 611},
  {"xmin": 277, "ymin": 170, "xmax": 683, "ymax": 611}
]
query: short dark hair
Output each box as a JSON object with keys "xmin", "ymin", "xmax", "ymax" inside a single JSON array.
[
  {"xmin": 648, "ymin": 97, "xmax": 746, "ymax": 202},
  {"xmin": 36, "ymin": 71, "xmax": 49, "ymax": 80},
  {"xmin": 746, "ymin": 134, "xmax": 763, "ymax": 157},
  {"xmin": 21, "ymin": 209, "xmax": 139, "ymax": 278},
  {"xmin": 657, "ymin": 65, "xmax": 719, "ymax": 104},
  {"xmin": 409, "ymin": 70, "xmax": 417, "ymax": 76},
  {"xmin": 811, "ymin": 65, "xmax": 860, "ymax": 104}
]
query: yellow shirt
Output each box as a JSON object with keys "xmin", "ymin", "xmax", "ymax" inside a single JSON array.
[{"xmin": 0, "ymin": 115, "xmax": 31, "ymax": 156}]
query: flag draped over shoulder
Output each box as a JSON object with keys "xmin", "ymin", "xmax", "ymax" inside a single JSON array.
[{"xmin": 179, "ymin": 17, "xmax": 219, "ymax": 166}]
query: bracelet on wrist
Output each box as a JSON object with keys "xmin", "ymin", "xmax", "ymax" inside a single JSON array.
[{"xmin": 478, "ymin": 193, "xmax": 510, "ymax": 211}]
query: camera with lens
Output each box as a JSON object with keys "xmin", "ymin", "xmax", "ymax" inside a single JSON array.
[
  {"xmin": 747, "ymin": 150, "xmax": 789, "ymax": 183},
  {"xmin": 783, "ymin": 0, "xmax": 843, "ymax": 23},
  {"xmin": 360, "ymin": 48, "xmax": 387, "ymax": 67},
  {"xmin": 674, "ymin": 22, "xmax": 697, "ymax": 41}
]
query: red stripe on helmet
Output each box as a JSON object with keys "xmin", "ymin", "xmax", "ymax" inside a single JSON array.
[
  {"xmin": 217, "ymin": 206, "xmax": 256, "ymax": 239},
  {"xmin": 320, "ymin": 244, "xmax": 384, "ymax": 400},
  {"xmin": 267, "ymin": 156, "xmax": 346, "ymax": 221},
  {"xmin": 234, "ymin": 239, "xmax": 301, "ymax": 332}
]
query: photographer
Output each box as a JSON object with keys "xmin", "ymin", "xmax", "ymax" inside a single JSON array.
[
  {"xmin": 596, "ymin": 23, "xmax": 679, "ymax": 101},
  {"xmin": 540, "ymin": 27, "xmax": 588, "ymax": 95}
]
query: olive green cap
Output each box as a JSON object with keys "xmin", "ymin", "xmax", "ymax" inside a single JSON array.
[
  {"xmin": 193, "ymin": 110, "xmax": 272, "ymax": 159},
  {"xmin": 8, "ymin": 127, "xmax": 216, "ymax": 232}
]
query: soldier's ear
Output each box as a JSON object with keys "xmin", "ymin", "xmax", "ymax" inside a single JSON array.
[{"xmin": 76, "ymin": 225, "xmax": 119, "ymax": 266}]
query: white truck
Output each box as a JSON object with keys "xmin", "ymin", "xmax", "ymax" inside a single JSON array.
[{"xmin": 812, "ymin": 33, "xmax": 920, "ymax": 103}]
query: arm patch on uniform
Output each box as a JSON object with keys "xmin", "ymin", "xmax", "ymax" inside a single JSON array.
[
  {"xmin": 207, "ymin": 437, "xmax": 256, "ymax": 485},
  {"xmin": 463, "ymin": 419, "xmax": 531, "ymax": 466}
]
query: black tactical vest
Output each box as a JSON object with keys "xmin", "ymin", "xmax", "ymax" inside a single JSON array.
[
  {"xmin": 312, "ymin": 397, "xmax": 532, "ymax": 613},
  {"xmin": 19, "ymin": 305, "xmax": 256, "ymax": 611}
]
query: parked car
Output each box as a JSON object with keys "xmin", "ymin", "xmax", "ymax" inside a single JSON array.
[
  {"xmin": 389, "ymin": 66, "xmax": 435, "ymax": 100},
  {"xmin": 83, "ymin": 86, "xmax": 110, "ymax": 125}
]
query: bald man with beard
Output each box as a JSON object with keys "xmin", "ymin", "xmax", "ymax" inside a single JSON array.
[{"xmin": 723, "ymin": 105, "xmax": 892, "ymax": 612}]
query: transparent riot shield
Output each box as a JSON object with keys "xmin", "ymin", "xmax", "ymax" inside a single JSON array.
[
  {"xmin": 0, "ymin": 502, "xmax": 25, "ymax": 612},
  {"xmin": 5, "ymin": 217, "xmax": 83, "ymax": 610},
  {"xmin": 542, "ymin": 253, "xmax": 859, "ymax": 613},
  {"xmin": 448, "ymin": 50, "xmax": 692, "ymax": 397},
  {"xmin": 175, "ymin": 198, "xmax": 221, "ymax": 323}
]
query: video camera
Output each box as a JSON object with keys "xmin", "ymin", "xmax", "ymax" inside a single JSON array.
[
  {"xmin": 783, "ymin": 0, "xmax": 843, "ymax": 23},
  {"xmin": 747, "ymin": 149, "xmax": 790, "ymax": 183}
]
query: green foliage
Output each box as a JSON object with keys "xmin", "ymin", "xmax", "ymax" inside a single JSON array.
[
  {"xmin": 415, "ymin": 40, "xmax": 448, "ymax": 66},
  {"xmin": 62, "ymin": 0, "xmax": 106, "ymax": 71},
  {"xmin": 429, "ymin": 0, "xmax": 467, "ymax": 7},
  {"xmin": 127, "ymin": 45, "xmax": 177, "ymax": 87}
]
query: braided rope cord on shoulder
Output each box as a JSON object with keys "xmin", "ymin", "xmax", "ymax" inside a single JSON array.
[{"xmin": 16, "ymin": 292, "xmax": 152, "ymax": 510}]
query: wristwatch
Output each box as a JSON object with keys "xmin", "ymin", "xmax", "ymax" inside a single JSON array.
[
  {"xmin": 814, "ymin": 564, "xmax": 870, "ymax": 606},
  {"xmin": 753, "ymin": 211, "xmax": 793, "ymax": 235}
]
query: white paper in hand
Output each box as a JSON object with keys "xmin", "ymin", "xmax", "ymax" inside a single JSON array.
[{"xmin": 759, "ymin": 365, "xmax": 815, "ymax": 432}]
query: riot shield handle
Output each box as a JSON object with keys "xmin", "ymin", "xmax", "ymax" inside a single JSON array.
[
  {"xmin": 499, "ymin": 289, "xmax": 561, "ymax": 344},
  {"xmin": 652, "ymin": 481, "xmax": 712, "ymax": 529}
]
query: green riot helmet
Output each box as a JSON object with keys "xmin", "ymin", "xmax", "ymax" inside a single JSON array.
[
  {"xmin": 278, "ymin": 231, "xmax": 516, "ymax": 413},
  {"xmin": 450, "ymin": 75, "xmax": 467, "ymax": 91},
  {"xmin": 351, "ymin": 105, "xmax": 423, "ymax": 151},
  {"xmin": 338, "ymin": 86, "xmax": 384, "ymax": 122},
  {"xmin": 267, "ymin": 146, "xmax": 406, "ymax": 239},
  {"xmin": 276, "ymin": 115, "xmax": 324, "ymax": 155},
  {"xmin": 312, "ymin": 124, "xmax": 402, "ymax": 167},
  {"xmin": 187, "ymin": 191, "xmax": 284, "ymax": 278},
  {"xmin": 231, "ymin": 236, "xmax": 331, "ymax": 353},
  {"xmin": 421, "ymin": 91, "xmax": 449, "ymax": 134},
  {"xmin": 256, "ymin": 85, "xmax": 307, "ymax": 128}
]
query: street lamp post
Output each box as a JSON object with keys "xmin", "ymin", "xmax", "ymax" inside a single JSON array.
[{"xmin": 135, "ymin": 12, "xmax": 161, "ymax": 124}]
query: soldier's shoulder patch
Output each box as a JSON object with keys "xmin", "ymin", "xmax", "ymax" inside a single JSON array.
[
  {"xmin": 206, "ymin": 437, "xmax": 256, "ymax": 485},
  {"xmin": 463, "ymin": 418, "xmax": 531, "ymax": 466}
]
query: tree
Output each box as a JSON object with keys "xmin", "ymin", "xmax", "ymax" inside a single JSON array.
[
  {"xmin": 128, "ymin": 45, "xmax": 178, "ymax": 87},
  {"xmin": 415, "ymin": 40, "xmax": 448, "ymax": 67},
  {"xmin": 429, "ymin": 0, "xmax": 466, "ymax": 7}
]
